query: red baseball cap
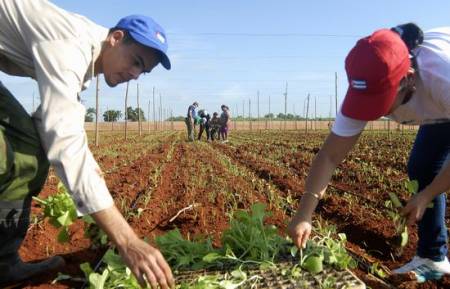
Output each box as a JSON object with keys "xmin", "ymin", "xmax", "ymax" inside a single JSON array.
[{"xmin": 341, "ymin": 29, "xmax": 410, "ymax": 121}]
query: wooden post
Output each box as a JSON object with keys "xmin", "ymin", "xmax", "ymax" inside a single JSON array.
[
  {"xmin": 233, "ymin": 103, "xmax": 238, "ymax": 130},
  {"xmin": 95, "ymin": 75, "xmax": 100, "ymax": 146},
  {"xmin": 242, "ymin": 100, "xmax": 245, "ymax": 130},
  {"xmin": 257, "ymin": 90, "xmax": 260, "ymax": 132},
  {"xmin": 314, "ymin": 96, "xmax": 317, "ymax": 131},
  {"xmin": 249, "ymin": 98, "xmax": 252, "ymax": 131},
  {"xmin": 335, "ymin": 72, "xmax": 338, "ymax": 118},
  {"xmin": 293, "ymin": 104, "xmax": 296, "ymax": 130},
  {"xmin": 153, "ymin": 87, "xmax": 156, "ymax": 131},
  {"xmin": 268, "ymin": 95, "xmax": 271, "ymax": 130},
  {"xmin": 124, "ymin": 81, "xmax": 129, "ymax": 140},
  {"xmin": 159, "ymin": 93, "xmax": 162, "ymax": 131},
  {"xmin": 265, "ymin": 95, "xmax": 268, "ymax": 130},
  {"xmin": 284, "ymin": 82, "xmax": 288, "ymax": 130},
  {"xmin": 305, "ymin": 93, "xmax": 310, "ymax": 134},
  {"xmin": 137, "ymin": 83, "xmax": 142, "ymax": 136},
  {"xmin": 164, "ymin": 108, "xmax": 167, "ymax": 130},
  {"xmin": 148, "ymin": 99, "xmax": 151, "ymax": 133}
]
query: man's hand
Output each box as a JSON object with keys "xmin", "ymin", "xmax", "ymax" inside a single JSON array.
[
  {"xmin": 118, "ymin": 236, "xmax": 174, "ymax": 289},
  {"xmin": 91, "ymin": 205, "xmax": 174, "ymax": 289},
  {"xmin": 401, "ymin": 190, "xmax": 434, "ymax": 226}
]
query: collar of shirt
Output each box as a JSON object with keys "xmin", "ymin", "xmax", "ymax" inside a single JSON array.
[{"xmin": 81, "ymin": 29, "xmax": 107, "ymax": 91}]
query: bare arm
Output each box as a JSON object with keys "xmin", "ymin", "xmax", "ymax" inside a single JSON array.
[
  {"xmin": 288, "ymin": 132, "xmax": 360, "ymax": 248},
  {"xmin": 92, "ymin": 205, "xmax": 174, "ymax": 289}
]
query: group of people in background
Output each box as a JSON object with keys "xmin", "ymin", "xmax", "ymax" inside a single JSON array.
[{"xmin": 185, "ymin": 102, "xmax": 231, "ymax": 142}]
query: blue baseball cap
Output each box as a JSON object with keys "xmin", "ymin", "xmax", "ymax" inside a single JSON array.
[{"xmin": 114, "ymin": 15, "xmax": 171, "ymax": 70}]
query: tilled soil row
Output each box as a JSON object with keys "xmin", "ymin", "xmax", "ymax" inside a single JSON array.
[
  {"xmin": 129, "ymin": 141, "xmax": 287, "ymax": 247},
  {"xmin": 213, "ymin": 142, "xmax": 305, "ymax": 197}
]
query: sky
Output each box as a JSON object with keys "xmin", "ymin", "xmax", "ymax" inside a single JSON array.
[{"xmin": 1, "ymin": 0, "xmax": 450, "ymax": 120}]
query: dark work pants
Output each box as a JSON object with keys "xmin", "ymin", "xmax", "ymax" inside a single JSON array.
[{"xmin": 407, "ymin": 122, "xmax": 450, "ymax": 261}]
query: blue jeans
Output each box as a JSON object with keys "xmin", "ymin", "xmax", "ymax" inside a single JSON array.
[{"xmin": 407, "ymin": 122, "xmax": 450, "ymax": 261}]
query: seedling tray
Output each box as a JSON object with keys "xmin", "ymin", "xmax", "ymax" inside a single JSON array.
[{"xmin": 175, "ymin": 260, "xmax": 366, "ymax": 289}]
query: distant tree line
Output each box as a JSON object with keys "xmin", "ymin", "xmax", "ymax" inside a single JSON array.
[
  {"xmin": 232, "ymin": 113, "xmax": 335, "ymax": 121},
  {"xmin": 84, "ymin": 106, "xmax": 146, "ymax": 122},
  {"xmin": 85, "ymin": 109, "xmax": 337, "ymax": 122}
]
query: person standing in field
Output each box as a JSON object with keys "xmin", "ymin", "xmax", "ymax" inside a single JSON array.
[
  {"xmin": 288, "ymin": 23, "xmax": 450, "ymax": 283},
  {"xmin": 0, "ymin": 0, "xmax": 174, "ymax": 288},
  {"xmin": 197, "ymin": 109, "xmax": 211, "ymax": 141},
  {"xmin": 185, "ymin": 101, "xmax": 198, "ymax": 142},
  {"xmin": 219, "ymin": 105, "xmax": 231, "ymax": 142},
  {"xmin": 209, "ymin": 112, "xmax": 221, "ymax": 141}
]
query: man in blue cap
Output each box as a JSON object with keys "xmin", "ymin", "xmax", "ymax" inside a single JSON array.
[{"xmin": 0, "ymin": 0, "xmax": 174, "ymax": 288}]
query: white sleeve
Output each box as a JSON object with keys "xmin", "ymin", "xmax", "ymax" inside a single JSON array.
[
  {"xmin": 331, "ymin": 110, "xmax": 367, "ymax": 137},
  {"xmin": 31, "ymin": 39, "xmax": 114, "ymax": 216},
  {"xmin": 426, "ymin": 70, "xmax": 450, "ymax": 117}
]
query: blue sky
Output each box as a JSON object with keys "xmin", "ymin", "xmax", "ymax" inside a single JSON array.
[{"xmin": 1, "ymin": 0, "xmax": 450, "ymax": 119}]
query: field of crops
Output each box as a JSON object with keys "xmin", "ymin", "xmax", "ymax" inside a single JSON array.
[{"xmin": 17, "ymin": 130, "xmax": 450, "ymax": 289}]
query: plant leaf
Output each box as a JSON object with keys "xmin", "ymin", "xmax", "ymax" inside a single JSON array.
[
  {"xmin": 302, "ymin": 255, "xmax": 323, "ymax": 274},
  {"xmin": 203, "ymin": 252, "xmax": 223, "ymax": 263},
  {"xmin": 88, "ymin": 269, "xmax": 109, "ymax": 289},
  {"xmin": 388, "ymin": 192, "xmax": 402, "ymax": 208},
  {"xmin": 57, "ymin": 227, "xmax": 70, "ymax": 243},
  {"xmin": 401, "ymin": 226, "xmax": 408, "ymax": 247},
  {"xmin": 406, "ymin": 180, "xmax": 419, "ymax": 195}
]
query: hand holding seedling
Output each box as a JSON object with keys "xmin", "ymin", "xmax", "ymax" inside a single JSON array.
[
  {"xmin": 402, "ymin": 189, "xmax": 434, "ymax": 226},
  {"xmin": 118, "ymin": 237, "xmax": 174, "ymax": 289},
  {"xmin": 91, "ymin": 205, "xmax": 175, "ymax": 289},
  {"xmin": 288, "ymin": 215, "xmax": 312, "ymax": 249},
  {"xmin": 387, "ymin": 180, "xmax": 430, "ymax": 251}
]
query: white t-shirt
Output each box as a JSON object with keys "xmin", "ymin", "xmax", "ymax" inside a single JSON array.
[
  {"xmin": 0, "ymin": 0, "xmax": 113, "ymax": 215},
  {"xmin": 333, "ymin": 27, "xmax": 450, "ymax": 137}
]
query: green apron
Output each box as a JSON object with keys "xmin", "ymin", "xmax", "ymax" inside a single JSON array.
[{"xmin": 0, "ymin": 82, "xmax": 49, "ymax": 256}]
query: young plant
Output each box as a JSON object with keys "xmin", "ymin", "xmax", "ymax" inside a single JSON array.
[
  {"xmin": 80, "ymin": 249, "xmax": 141, "ymax": 289},
  {"xmin": 155, "ymin": 229, "xmax": 218, "ymax": 270},
  {"xmin": 369, "ymin": 262, "xmax": 387, "ymax": 279},
  {"xmin": 290, "ymin": 225, "xmax": 356, "ymax": 275},
  {"xmin": 83, "ymin": 215, "xmax": 108, "ymax": 248},
  {"xmin": 221, "ymin": 203, "xmax": 288, "ymax": 262},
  {"xmin": 82, "ymin": 204, "xmax": 357, "ymax": 288},
  {"xmin": 405, "ymin": 179, "xmax": 433, "ymax": 209},
  {"xmin": 386, "ymin": 180, "xmax": 420, "ymax": 252},
  {"xmin": 32, "ymin": 181, "xmax": 77, "ymax": 243},
  {"xmin": 387, "ymin": 191, "xmax": 408, "ymax": 250}
]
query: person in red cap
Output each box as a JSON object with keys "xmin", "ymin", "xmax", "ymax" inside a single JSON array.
[{"xmin": 287, "ymin": 23, "xmax": 450, "ymax": 283}]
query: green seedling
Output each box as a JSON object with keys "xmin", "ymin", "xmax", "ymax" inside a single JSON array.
[
  {"xmin": 221, "ymin": 203, "xmax": 289, "ymax": 262},
  {"xmin": 388, "ymin": 192, "xmax": 402, "ymax": 208},
  {"xmin": 33, "ymin": 182, "xmax": 77, "ymax": 243},
  {"xmin": 83, "ymin": 215, "xmax": 108, "ymax": 248},
  {"xmin": 387, "ymin": 191, "xmax": 408, "ymax": 252},
  {"xmin": 156, "ymin": 229, "xmax": 217, "ymax": 270},
  {"xmin": 405, "ymin": 180, "xmax": 419, "ymax": 196},
  {"xmin": 302, "ymin": 255, "xmax": 324, "ymax": 274},
  {"xmin": 406, "ymin": 179, "xmax": 434, "ymax": 209},
  {"xmin": 80, "ymin": 204, "xmax": 356, "ymax": 288},
  {"xmin": 369, "ymin": 262, "xmax": 387, "ymax": 279}
]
